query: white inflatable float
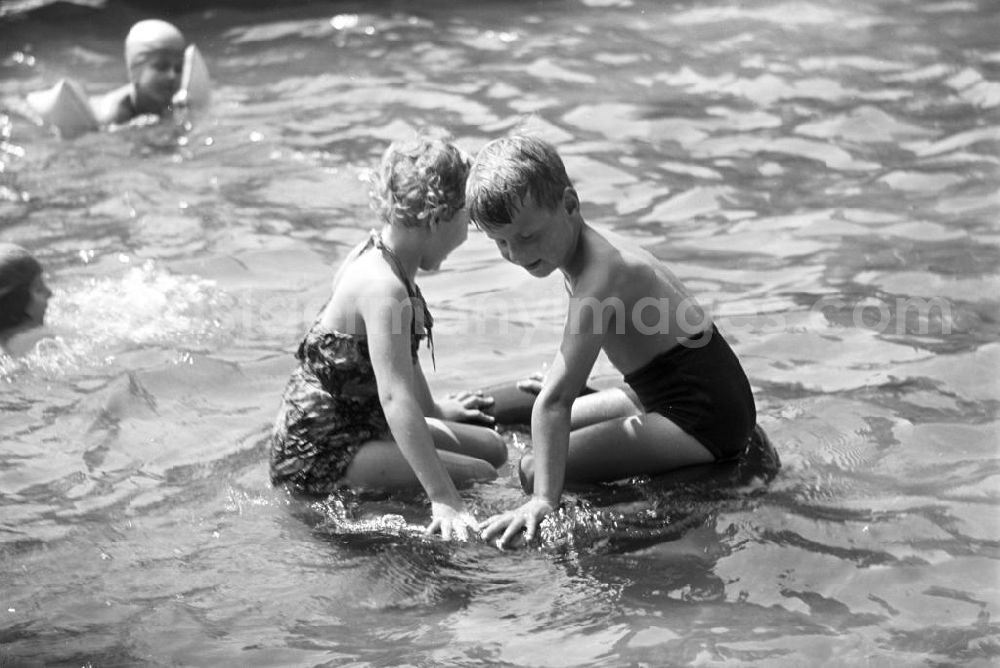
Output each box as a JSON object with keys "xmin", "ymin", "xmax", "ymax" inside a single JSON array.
[
  {"xmin": 24, "ymin": 78, "xmax": 97, "ymax": 138},
  {"xmin": 26, "ymin": 44, "xmax": 211, "ymax": 138},
  {"xmin": 173, "ymin": 44, "xmax": 211, "ymax": 110}
]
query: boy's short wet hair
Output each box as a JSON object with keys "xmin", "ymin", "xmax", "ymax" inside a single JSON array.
[
  {"xmin": 466, "ymin": 135, "xmax": 573, "ymax": 231},
  {"xmin": 369, "ymin": 136, "xmax": 471, "ymax": 228}
]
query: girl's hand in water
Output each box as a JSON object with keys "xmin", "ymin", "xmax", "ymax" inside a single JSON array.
[
  {"xmin": 427, "ymin": 502, "xmax": 480, "ymax": 541},
  {"xmin": 479, "ymin": 496, "xmax": 554, "ymax": 549},
  {"xmin": 438, "ymin": 390, "xmax": 495, "ymax": 425}
]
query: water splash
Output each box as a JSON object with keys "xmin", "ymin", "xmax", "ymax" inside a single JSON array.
[
  {"xmin": 310, "ymin": 494, "xmax": 426, "ymax": 539},
  {"xmin": 1, "ymin": 259, "xmax": 232, "ymax": 380},
  {"xmin": 54, "ymin": 259, "xmax": 229, "ymax": 348}
]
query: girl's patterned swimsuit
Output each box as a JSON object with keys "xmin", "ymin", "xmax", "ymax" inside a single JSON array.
[{"xmin": 269, "ymin": 233, "xmax": 433, "ymax": 495}]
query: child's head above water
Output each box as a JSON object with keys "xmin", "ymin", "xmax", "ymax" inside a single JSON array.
[
  {"xmin": 466, "ymin": 135, "xmax": 574, "ymax": 232},
  {"xmin": 369, "ymin": 136, "xmax": 471, "ymax": 229},
  {"xmin": 124, "ymin": 19, "xmax": 186, "ymax": 112},
  {"xmin": 0, "ymin": 244, "xmax": 49, "ymax": 338}
]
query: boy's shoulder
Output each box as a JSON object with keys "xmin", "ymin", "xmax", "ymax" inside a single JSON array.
[{"xmin": 573, "ymin": 226, "xmax": 657, "ymax": 296}]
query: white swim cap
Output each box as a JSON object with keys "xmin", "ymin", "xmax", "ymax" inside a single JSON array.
[{"xmin": 124, "ymin": 19, "xmax": 186, "ymax": 81}]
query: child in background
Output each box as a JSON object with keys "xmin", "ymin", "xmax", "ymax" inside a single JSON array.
[
  {"xmin": 467, "ymin": 136, "xmax": 760, "ymax": 548},
  {"xmin": 0, "ymin": 243, "xmax": 53, "ymax": 356},
  {"xmin": 270, "ymin": 136, "xmax": 507, "ymax": 541},
  {"xmin": 90, "ymin": 19, "xmax": 187, "ymax": 125}
]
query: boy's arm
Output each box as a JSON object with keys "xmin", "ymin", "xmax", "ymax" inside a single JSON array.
[
  {"xmin": 530, "ymin": 327, "xmax": 603, "ymax": 500},
  {"xmin": 480, "ymin": 284, "xmax": 610, "ymax": 547}
]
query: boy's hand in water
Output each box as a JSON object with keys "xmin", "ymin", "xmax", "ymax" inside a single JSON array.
[
  {"xmin": 427, "ymin": 502, "xmax": 480, "ymax": 541},
  {"xmin": 479, "ymin": 497, "xmax": 554, "ymax": 549},
  {"xmin": 439, "ymin": 391, "xmax": 495, "ymax": 425}
]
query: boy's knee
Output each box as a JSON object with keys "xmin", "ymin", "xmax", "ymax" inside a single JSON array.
[{"xmin": 518, "ymin": 454, "xmax": 534, "ymax": 493}]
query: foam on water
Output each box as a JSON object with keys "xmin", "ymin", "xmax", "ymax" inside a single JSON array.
[{"xmin": 1, "ymin": 259, "xmax": 231, "ymax": 380}]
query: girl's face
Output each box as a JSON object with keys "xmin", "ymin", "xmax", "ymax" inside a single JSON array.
[
  {"xmin": 422, "ymin": 207, "xmax": 469, "ymax": 271},
  {"xmin": 25, "ymin": 274, "xmax": 52, "ymax": 326},
  {"xmin": 134, "ymin": 51, "xmax": 184, "ymax": 110}
]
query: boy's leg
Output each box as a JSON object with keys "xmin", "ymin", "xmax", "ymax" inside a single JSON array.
[
  {"xmin": 482, "ymin": 378, "xmax": 606, "ymax": 427},
  {"xmin": 427, "ymin": 418, "xmax": 508, "ymax": 468},
  {"xmin": 342, "ymin": 438, "xmax": 499, "ymax": 490},
  {"xmin": 520, "ymin": 412, "xmax": 714, "ymax": 489},
  {"xmin": 479, "ymin": 381, "xmax": 536, "ymax": 425},
  {"xmin": 569, "ymin": 387, "xmax": 641, "ymax": 429},
  {"xmin": 483, "ymin": 381, "xmax": 638, "ymax": 429}
]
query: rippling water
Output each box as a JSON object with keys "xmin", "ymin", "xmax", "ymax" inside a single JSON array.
[{"xmin": 1, "ymin": 0, "xmax": 998, "ymax": 665}]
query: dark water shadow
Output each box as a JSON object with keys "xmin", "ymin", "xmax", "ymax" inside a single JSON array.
[{"xmin": 293, "ymin": 424, "xmax": 781, "ymax": 561}]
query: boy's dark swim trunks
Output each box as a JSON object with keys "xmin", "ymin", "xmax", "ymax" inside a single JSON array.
[{"xmin": 623, "ymin": 325, "xmax": 756, "ymax": 461}]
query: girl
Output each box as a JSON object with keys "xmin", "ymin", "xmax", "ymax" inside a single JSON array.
[
  {"xmin": 0, "ymin": 243, "xmax": 53, "ymax": 357},
  {"xmin": 91, "ymin": 20, "xmax": 186, "ymax": 126},
  {"xmin": 270, "ymin": 137, "xmax": 507, "ymax": 541}
]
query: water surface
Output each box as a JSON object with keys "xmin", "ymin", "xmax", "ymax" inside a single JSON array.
[{"xmin": 1, "ymin": 0, "xmax": 998, "ymax": 665}]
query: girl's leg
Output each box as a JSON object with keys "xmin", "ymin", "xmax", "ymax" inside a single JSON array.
[
  {"xmin": 426, "ymin": 418, "xmax": 508, "ymax": 468},
  {"xmin": 342, "ymin": 438, "xmax": 498, "ymax": 491},
  {"xmin": 519, "ymin": 412, "xmax": 714, "ymax": 490}
]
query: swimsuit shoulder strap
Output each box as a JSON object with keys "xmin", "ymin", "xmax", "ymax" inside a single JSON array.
[{"xmin": 370, "ymin": 232, "xmax": 435, "ymax": 367}]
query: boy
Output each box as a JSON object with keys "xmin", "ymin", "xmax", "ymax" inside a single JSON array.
[
  {"xmin": 90, "ymin": 19, "xmax": 186, "ymax": 125},
  {"xmin": 467, "ymin": 136, "xmax": 758, "ymax": 548}
]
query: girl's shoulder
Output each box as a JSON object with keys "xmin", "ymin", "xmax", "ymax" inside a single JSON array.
[
  {"xmin": 337, "ymin": 249, "xmax": 407, "ymax": 295},
  {"xmin": 327, "ymin": 250, "xmax": 410, "ymax": 321}
]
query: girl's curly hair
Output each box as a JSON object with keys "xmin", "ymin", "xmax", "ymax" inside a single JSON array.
[{"xmin": 369, "ymin": 136, "xmax": 471, "ymax": 228}]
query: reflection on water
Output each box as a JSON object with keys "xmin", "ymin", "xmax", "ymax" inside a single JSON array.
[{"xmin": 1, "ymin": 0, "xmax": 998, "ymax": 665}]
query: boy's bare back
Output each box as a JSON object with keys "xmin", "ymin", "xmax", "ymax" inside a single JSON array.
[{"xmin": 565, "ymin": 224, "xmax": 710, "ymax": 376}]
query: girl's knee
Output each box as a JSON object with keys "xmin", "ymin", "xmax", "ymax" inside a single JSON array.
[
  {"xmin": 467, "ymin": 457, "xmax": 499, "ymax": 482},
  {"xmin": 486, "ymin": 430, "xmax": 508, "ymax": 468},
  {"xmin": 460, "ymin": 427, "xmax": 507, "ymax": 468},
  {"xmin": 518, "ymin": 454, "xmax": 534, "ymax": 493}
]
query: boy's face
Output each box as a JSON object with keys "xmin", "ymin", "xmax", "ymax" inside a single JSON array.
[
  {"xmin": 482, "ymin": 192, "xmax": 576, "ymax": 277},
  {"xmin": 133, "ymin": 50, "xmax": 184, "ymax": 109}
]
